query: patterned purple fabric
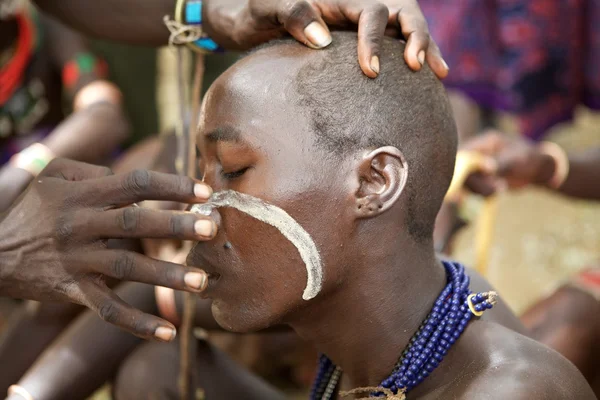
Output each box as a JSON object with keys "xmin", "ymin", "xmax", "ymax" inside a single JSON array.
[{"xmin": 420, "ymin": 0, "xmax": 600, "ymax": 140}]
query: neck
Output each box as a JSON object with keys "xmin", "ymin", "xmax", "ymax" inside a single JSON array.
[{"xmin": 290, "ymin": 239, "xmax": 445, "ymax": 389}]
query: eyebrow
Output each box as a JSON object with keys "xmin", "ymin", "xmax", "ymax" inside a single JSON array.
[{"xmin": 205, "ymin": 126, "xmax": 242, "ymax": 142}]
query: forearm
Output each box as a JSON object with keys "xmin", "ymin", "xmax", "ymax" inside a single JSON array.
[
  {"xmin": 35, "ymin": 0, "xmax": 253, "ymax": 49},
  {"xmin": 11, "ymin": 282, "xmax": 154, "ymax": 400},
  {"xmin": 33, "ymin": 0, "xmax": 174, "ymax": 46},
  {"xmin": 557, "ymin": 147, "xmax": 600, "ymax": 200},
  {"xmin": 0, "ymin": 301, "xmax": 83, "ymax": 394},
  {"xmin": 202, "ymin": 0, "xmax": 250, "ymax": 50},
  {"xmin": 42, "ymin": 103, "xmax": 129, "ymax": 164}
]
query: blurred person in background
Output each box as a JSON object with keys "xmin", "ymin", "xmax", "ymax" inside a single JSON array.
[
  {"xmin": 0, "ymin": 0, "xmax": 129, "ymax": 212},
  {"xmin": 420, "ymin": 4, "xmax": 600, "ymax": 391},
  {"xmin": 441, "ymin": 131, "xmax": 600, "ymax": 395}
]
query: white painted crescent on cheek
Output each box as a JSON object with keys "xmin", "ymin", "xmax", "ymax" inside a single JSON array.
[{"xmin": 190, "ymin": 190, "xmax": 323, "ymax": 300}]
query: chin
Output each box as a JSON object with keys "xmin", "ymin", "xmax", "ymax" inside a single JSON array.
[{"xmin": 211, "ymin": 300, "xmax": 280, "ymax": 333}]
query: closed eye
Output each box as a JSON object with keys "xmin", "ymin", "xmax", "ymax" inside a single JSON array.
[{"xmin": 221, "ymin": 167, "xmax": 250, "ymax": 180}]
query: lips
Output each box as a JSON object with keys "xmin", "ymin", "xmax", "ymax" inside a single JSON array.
[{"xmin": 188, "ymin": 250, "xmax": 223, "ymax": 296}]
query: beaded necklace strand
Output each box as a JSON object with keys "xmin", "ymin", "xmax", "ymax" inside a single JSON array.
[{"xmin": 310, "ymin": 261, "xmax": 497, "ymax": 400}]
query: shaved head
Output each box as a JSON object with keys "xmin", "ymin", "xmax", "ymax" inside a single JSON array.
[
  {"xmin": 190, "ymin": 32, "xmax": 458, "ymax": 331},
  {"xmin": 249, "ymin": 32, "xmax": 457, "ymax": 241}
]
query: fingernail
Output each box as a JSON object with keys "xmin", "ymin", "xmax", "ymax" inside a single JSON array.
[
  {"xmin": 155, "ymin": 326, "xmax": 176, "ymax": 342},
  {"xmin": 184, "ymin": 271, "xmax": 207, "ymax": 291},
  {"xmin": 304, "ymin": 22, "xmax": 332, "ymax": 49},
  {"xmin": 195, "ymin": 219, "xmax": 214, "ymax": 237},
  {"xmin": 418, "ymin": 50, "xmax": 425, "ymax": 66},
  {"xmin": 194, "ymin": 183, "xmax": 212, "ymax": 200},
  {"xmin": 442, "ymin": 58, "xmax": 449, "ymax": 70},
  {"xmin": 370, "ymin": 56, "xmax": 380, "ymax": 74}
]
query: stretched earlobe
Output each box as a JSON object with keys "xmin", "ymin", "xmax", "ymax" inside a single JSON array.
[{"xmin": 354, "ymin": 146, "xmax": 408, "ymax": 218}]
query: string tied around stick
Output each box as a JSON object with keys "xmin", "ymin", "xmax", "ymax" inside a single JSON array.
[{"xmin": 163, "ymin": 15, "xmax": 203, "ymax": 47}]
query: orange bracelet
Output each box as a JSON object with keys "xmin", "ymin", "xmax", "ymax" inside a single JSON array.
[{"xmin": 538, "ymin": 141, "xmax": 569, "ymax": 189}]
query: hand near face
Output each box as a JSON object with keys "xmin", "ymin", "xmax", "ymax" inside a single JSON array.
[
  {"xmin": 463, "ymin": 131, "xmax": 556, "ymax": 197},
  {"xmin": 204, "ymin": 0, "xmax": 448, "ymax": 79},
  {"xmin": 0, "ymin": 159, "xmax": 216, "ymax": 341}
]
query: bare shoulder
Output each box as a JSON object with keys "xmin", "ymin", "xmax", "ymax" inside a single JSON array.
[{"xmin": 426, "ymin": 323, "xmax": 595, "ymax": 400}]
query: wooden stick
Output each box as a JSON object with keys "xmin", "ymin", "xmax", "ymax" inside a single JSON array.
[
  {"xmin": 178, "ymin": 52, "xmax": 206, "ymax": 400},
  {"xmin": 444, "ymin": 151, "xmax": 498, "ymax": 277}
]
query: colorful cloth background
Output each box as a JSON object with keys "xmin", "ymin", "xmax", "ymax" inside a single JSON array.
[{"xmin": 420, "ymin": 0, "xmax": 600, "ymax": 140}]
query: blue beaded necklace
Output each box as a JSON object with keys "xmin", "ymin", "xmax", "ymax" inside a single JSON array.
[{"xmin": 310, "ymin": 261, "xmax": 497, "ymax": 400}]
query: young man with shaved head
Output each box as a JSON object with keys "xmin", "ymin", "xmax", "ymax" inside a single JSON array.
[{"xmin": 114, "ymin": 33, "xmax": 594, "ymax": 399}]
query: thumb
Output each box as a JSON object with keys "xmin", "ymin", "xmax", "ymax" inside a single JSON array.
[{"xmin": 277, "ymin": 1, "xmax": 332, "ymax": 49}]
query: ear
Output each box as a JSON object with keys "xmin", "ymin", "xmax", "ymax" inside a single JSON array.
[{"xmin": 354, "ymin": 146, "xmax": 408, "ymax": 218}]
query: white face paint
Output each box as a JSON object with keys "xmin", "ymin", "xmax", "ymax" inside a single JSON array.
[{"xmin": 190, "ymin": 190, "xmax": 323, "ymax": 300}]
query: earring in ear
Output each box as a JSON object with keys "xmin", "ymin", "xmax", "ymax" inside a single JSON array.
[{"xmin": 224, "ymin": 241, "xmax": 232, "ymax": 250}]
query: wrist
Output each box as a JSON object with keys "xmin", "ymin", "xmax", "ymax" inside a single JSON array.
[{"xmin": 9, "ymin": 143, "xmax": 55, "ymax": 177}]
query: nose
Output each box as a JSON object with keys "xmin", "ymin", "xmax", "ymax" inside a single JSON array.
[
  {"xmin": 190, "ymin": 203, "xmax": 222, "ymax": 236},
  {"xmin": 186, "ymin": 205, "xmax": 222, "ymax": 266}
]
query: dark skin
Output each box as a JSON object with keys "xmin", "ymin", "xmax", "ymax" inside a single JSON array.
[
  {"xmin": 521, "ymin": 286, "xmax": 600, "ymax": 396},
  {"xmin": 460, "ymin": 131, "xmax": 600, "ymax": 201},
  {"xmin": 0, "ymin": 159, "xmax": 217, "ymax": 340},
  {"xmin": 0, "ymin": 0, "xmax": 448, "ymax": 340},
  {"xmin": 4, "ymin": 127, "xmax": 522, "ymax": 400},
  {"xmin": 432, "ymin": 132, "xmax": 600, "ymax": 390},
  {"xmin": 0, "ymin": 138, "xmax": 155, "ymax": 394},
  {"xmin": 32, "ymin": 0, "xmax": 448, "ymax": 79},
  {"xmin": 0, "ymin": 136, "xmax": 177, "ymax": 400},
  {"xmin": 114, "ymin": 338, "xmax": 286, "ymax": 400},
  {"xmin": 6, "ymin": 282, "xmax": 155, "ymax": 400},
  {"xmin": 186, "ymin": 44, "xmax": 594, "ymax": 398},
  {"xmin": 434, "ymin": 131, "xmax": 600, "ymax": 252},
  {"xmin": 0, "ymin": 301, "xmax": 84, "ymax": 394},
  {"xmin": 108, "ymin": 265, "xmax": 525, "ymax": 399},
  {"xmin": 3, "ymin": 135, "xmax": 306, "ymax": 400}
]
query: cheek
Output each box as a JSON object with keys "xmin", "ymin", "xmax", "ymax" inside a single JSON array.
[{"xmin": 220, "ymin": 207, "xmax": 308, "ymax": 293}]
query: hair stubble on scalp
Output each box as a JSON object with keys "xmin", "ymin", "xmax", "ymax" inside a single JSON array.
[{"xmin": 249, "ymin": 32, "xmax": 458, "ymax": 243}]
